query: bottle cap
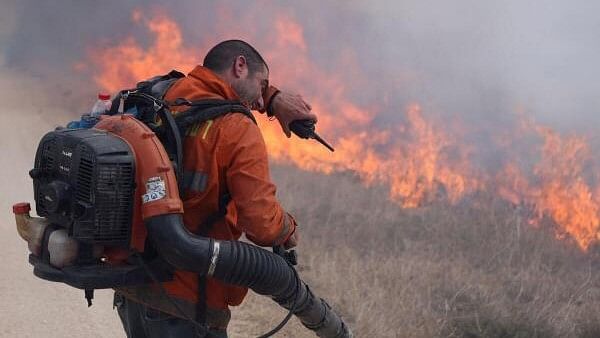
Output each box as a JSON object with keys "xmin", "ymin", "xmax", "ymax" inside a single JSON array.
[
  {"xmin": 13, "ymin": 202, "xmax": 31, "ymax": 214},
  {"xmin": 98, "ymin": 93, "xmax": 111, "ymax": 100}
]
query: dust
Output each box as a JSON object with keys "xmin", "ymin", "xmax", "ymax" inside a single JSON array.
[{"xmin": 0, "ymin": 66, "xmax": 123, "ymax": 338}]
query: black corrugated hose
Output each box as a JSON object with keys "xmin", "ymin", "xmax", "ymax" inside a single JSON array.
[{"xmin": 145, "ymin": 215, "xmax": 353, "ymax": 337}]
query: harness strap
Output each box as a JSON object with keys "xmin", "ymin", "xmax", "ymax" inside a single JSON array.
[
  {"xmin": 197, "ymin": 193, "xmax": 232, "ymax": 237},
  {"xmin": 197, "ymin": 277, "xmax": 208, "ymax": 326},
  {"xmin": 172, "ymin": 99, "xmax": 256, "ymax": 131},
  {"xmin": 137, "ymin": 70, "xmax": 185, "ymax": 99},
  {"xmin": 172, "ymin": 101, "xmax": 247, "ymax": 327},
  {"xmin": 196, "ymin": 193, "xmax": 232, "ymax": 325}
]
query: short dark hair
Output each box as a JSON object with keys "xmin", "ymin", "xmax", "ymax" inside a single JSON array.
[{"xmin": 203, "ymin": 40, "xmax": 268, "ymax": 75}]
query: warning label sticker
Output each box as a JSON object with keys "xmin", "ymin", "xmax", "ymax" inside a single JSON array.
[{"xmin": 142, "ymin": 176, "xmax": 166, "ymax": 204}]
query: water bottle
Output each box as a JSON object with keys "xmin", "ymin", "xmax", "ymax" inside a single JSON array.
[
  {"xmin": 67, "ymin": 93, "xmax": 112, "ymax": 129},
  {"xmin": 90, "ymin": 93, "xmax": 112, "ymax": 117}
]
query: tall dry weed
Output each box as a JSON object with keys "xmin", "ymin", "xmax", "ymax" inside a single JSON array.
[{"xmin": 230, "ymin": 165, "xmax": 600, "ymax": 337}]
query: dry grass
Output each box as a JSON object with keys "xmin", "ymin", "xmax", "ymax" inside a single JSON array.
[
  {"xmin": 3, "ymin": 64, "xmax": 600, "ymax": 337},
  {"xmin": 229, "ymin": 165, "xmax": 600, "ymax": 337}
]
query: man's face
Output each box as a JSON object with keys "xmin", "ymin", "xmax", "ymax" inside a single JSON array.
[{"xmin": 232, "ymin": 64, "xmax": 269, "ymax": 111}]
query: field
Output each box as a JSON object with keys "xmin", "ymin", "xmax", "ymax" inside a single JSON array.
[
  {"xmin": 2, "ymin": 67, "xmax": 600, "ymax": 337},
  {"xmin": 231, "ymin": 166, "xmax": 600, "ymax": 337}
]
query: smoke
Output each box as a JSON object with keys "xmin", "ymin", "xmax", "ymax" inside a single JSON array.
[
  {"xmin": 2, "ymin": 0, "xmax": 600, "ymax": 248},
  {"xmin": 2, "ymin": 1, "xmax": 599, "ymax": 127},
  {"xmin": 3, "ymin": 3, "xmax": 600, "ymax": 334},
  {"xmin": 348, "ymin": 1, "xmax": 600, "ymax": 129},
  {"xmin": 0, "ymin": 0, "xmax": 600, "ymax": 136}
]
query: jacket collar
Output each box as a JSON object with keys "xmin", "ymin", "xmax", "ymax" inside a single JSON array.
[{"xmin": 187, "ymin": 65, "xmax": 239, "ymax": 100}]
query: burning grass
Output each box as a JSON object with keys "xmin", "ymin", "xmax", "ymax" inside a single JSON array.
[
  {"xmin": 3, "ymin": 77, "xmax": 600, "ymax": 336},
  {"xmin": 74, "ymin": 7, "xmax": 600, "ymax": 336},
  {"xmin": 84, "ymin": 9, "xmax": 600, "ymax": 253},
  {"xmin": 228, "ymin": 165, "xmax": 600, "ymax": 337}
]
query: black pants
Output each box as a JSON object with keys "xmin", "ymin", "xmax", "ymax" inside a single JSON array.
[{"xmin": 114, "ymin": 293, "xmax": 228, "ymax": 338}]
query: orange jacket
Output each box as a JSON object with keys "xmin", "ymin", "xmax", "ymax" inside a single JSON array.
[{"xmin": 156, "ymin": 66, "xmax": 296, "ymax": 311}]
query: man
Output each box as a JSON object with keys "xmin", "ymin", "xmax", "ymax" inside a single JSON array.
[{"xmin": 114, "ymin": 40, "xmax": 316, "ymax": 337}]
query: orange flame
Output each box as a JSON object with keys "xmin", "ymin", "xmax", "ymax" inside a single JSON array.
[
  {"xmin": 495, "ymin": 120, "xmax": 600, "ymax": 250},
  {"xmin": 533, "ymin": 126, "xmax": 599, "ymax": 249},
  {"xmin": 79, "ymin": 9, "xmax": 600, "ymax": 251},
  {"xmin": 85, "ymin": 10, "xmax": 196, "ymax": 93}
]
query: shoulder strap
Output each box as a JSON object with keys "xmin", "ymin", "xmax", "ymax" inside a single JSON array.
[
  {"xmin": 197, "ymin": 193, "xmax": 232, "ymax": 237},
  {"xmin": 170, "ymin": 99, "xmax": 256, "ymax": 132},
  {"xmin": 196, "ymin": 192, "xmax": 231, "ymax": 326},
  {"xmin": 168, "ymin": 100, "xmax": 251, "ymax": 326},
  {"xmin": 136, "ymin": 70, "xmax": 185, "ymax": 99}
]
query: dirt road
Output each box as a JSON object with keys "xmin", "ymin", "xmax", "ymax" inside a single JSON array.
[{"xmin": 0, "ymin": 67, "xmax": 125, "ymax": 337}]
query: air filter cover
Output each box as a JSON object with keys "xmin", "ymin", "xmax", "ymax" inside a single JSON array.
[{"xmin": 32, "ymin": 128, "xmax": 135, "ymax": 246}]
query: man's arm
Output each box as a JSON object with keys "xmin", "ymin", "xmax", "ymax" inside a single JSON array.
[
  {"xmin": 260, "ymin": 85, "xmax": 317, "ymax": 138},
  {"xmin": 219, "ymin": 114, "xmax": 297, "ymax": 247}
]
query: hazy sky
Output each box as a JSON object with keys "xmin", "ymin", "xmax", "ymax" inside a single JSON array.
[{"xmin": 1, "ymin": 0, "xmax": 598, "ymax": 132}]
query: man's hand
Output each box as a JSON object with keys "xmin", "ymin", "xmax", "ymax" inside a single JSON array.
[{"xmin": 271, "ymin": 91, "xmax": 317, "ymax": 138}]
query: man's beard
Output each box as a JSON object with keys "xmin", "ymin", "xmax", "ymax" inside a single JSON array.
[{"xmin": 232, "ymin": 79, "xmax": 257, "ymax": 108}]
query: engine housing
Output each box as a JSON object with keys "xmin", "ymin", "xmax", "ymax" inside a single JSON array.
[{"xmin": 31, "ymin": 128, "xmax": 135, "ymax": 247}]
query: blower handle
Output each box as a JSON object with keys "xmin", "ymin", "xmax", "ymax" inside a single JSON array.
[{"xmin": 273, "ymin": 245, "xmax": 298, "ymax": 266}]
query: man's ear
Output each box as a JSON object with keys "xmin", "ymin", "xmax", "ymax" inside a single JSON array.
[{"xmin": 233, "ymin": 55, "xmax": 248, "ymax": 78}]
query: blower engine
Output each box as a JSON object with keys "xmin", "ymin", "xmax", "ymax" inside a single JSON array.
[{"xmin": 14, "ymin": 114, "xmax": 352, "ymax": 337}]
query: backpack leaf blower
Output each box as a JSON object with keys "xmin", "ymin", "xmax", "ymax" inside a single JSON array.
[{"xmin": 13, "ymin": 83, "xmax": 352, "ymax": 337}]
